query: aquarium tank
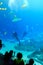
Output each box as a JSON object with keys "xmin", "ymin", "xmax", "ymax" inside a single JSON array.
[{"xmin": 0, "ymin": 0, "xmax": 43, "ymax": 65}]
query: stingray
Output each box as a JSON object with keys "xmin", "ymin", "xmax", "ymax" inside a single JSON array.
[
  {"xmin": 12, "ymin": 15, "xmax": 21, "ymax": 22},
  {"xmin": 27, "ymin": 49, "xmax": 41, "ymax": 58}
]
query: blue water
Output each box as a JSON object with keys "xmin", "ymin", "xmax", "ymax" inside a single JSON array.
[
  {"xmin": 0, "ymin": 0, "xmax": 43, "ymax": 50},
  {"xmin": 0, "ymin": 0, "xmax": 43, "ymax": 64}
]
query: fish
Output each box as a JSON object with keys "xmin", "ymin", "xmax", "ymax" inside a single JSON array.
[
  {"xmin": 12, "ymin": 32, "xmax": 20, "ymax": 46},
  {"xmin": 12, "ymin": 18, "xmax": 21, "ymax": 22},
  {"xmin": 27, "ymin": 49, "xmax": 41, "ymax": 58},
  {"xmin": 21, "ymin": 0, "xmax": 28, "ymax": 9},
  {"xmin": 22, "ymin": 25, "xmax": 29, "ymax": 39},
  {"xmin": 21, "ymin": 4, "xmax": 27, "ymax": 8},
  {"xmin": 12, "ymin": 15, "xmax": 21, "ymax": 22},
  {"xmin": 22, "ymin": 31, "xmax": 27, "ymax": 39},
  {"xmin": 12, "ymin": 32, "xmax": 19, "ymax": 41}
]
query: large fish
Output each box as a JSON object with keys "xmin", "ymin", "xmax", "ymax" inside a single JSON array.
[
  {"xmin": 21, "ymin": 4, "xmax": 28, "ymax": 8},
  {"xmin": 12, "ymin": 15, "xmax": 21, "ymax": 22},
  {"xmin": 22, "ymin": 31, "xmax": 27, "ymax": 39},
  {"xmin": 22, "ymin": 25, "xmax": 29, "ymax": 39},
  {"xmin": 12, "ymin": 32, "xmax": 20, "ymax": 45}
]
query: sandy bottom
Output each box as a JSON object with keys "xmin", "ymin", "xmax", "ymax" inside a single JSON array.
[{"xmin": 0, "ymin": 39, "xmax": 42, "ymax": 65}]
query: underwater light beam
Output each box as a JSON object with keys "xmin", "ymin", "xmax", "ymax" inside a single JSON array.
[
  {"xmin": 8, "ymin": 0, "xmax": 29, "ymax": 10},
  {"xmin": 8, "ymin": 0, "xmax": 17, "ymax": 10},
  {"xmin": 21, "ymin": 0, "xmax": 29, "ymax": 8}
]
